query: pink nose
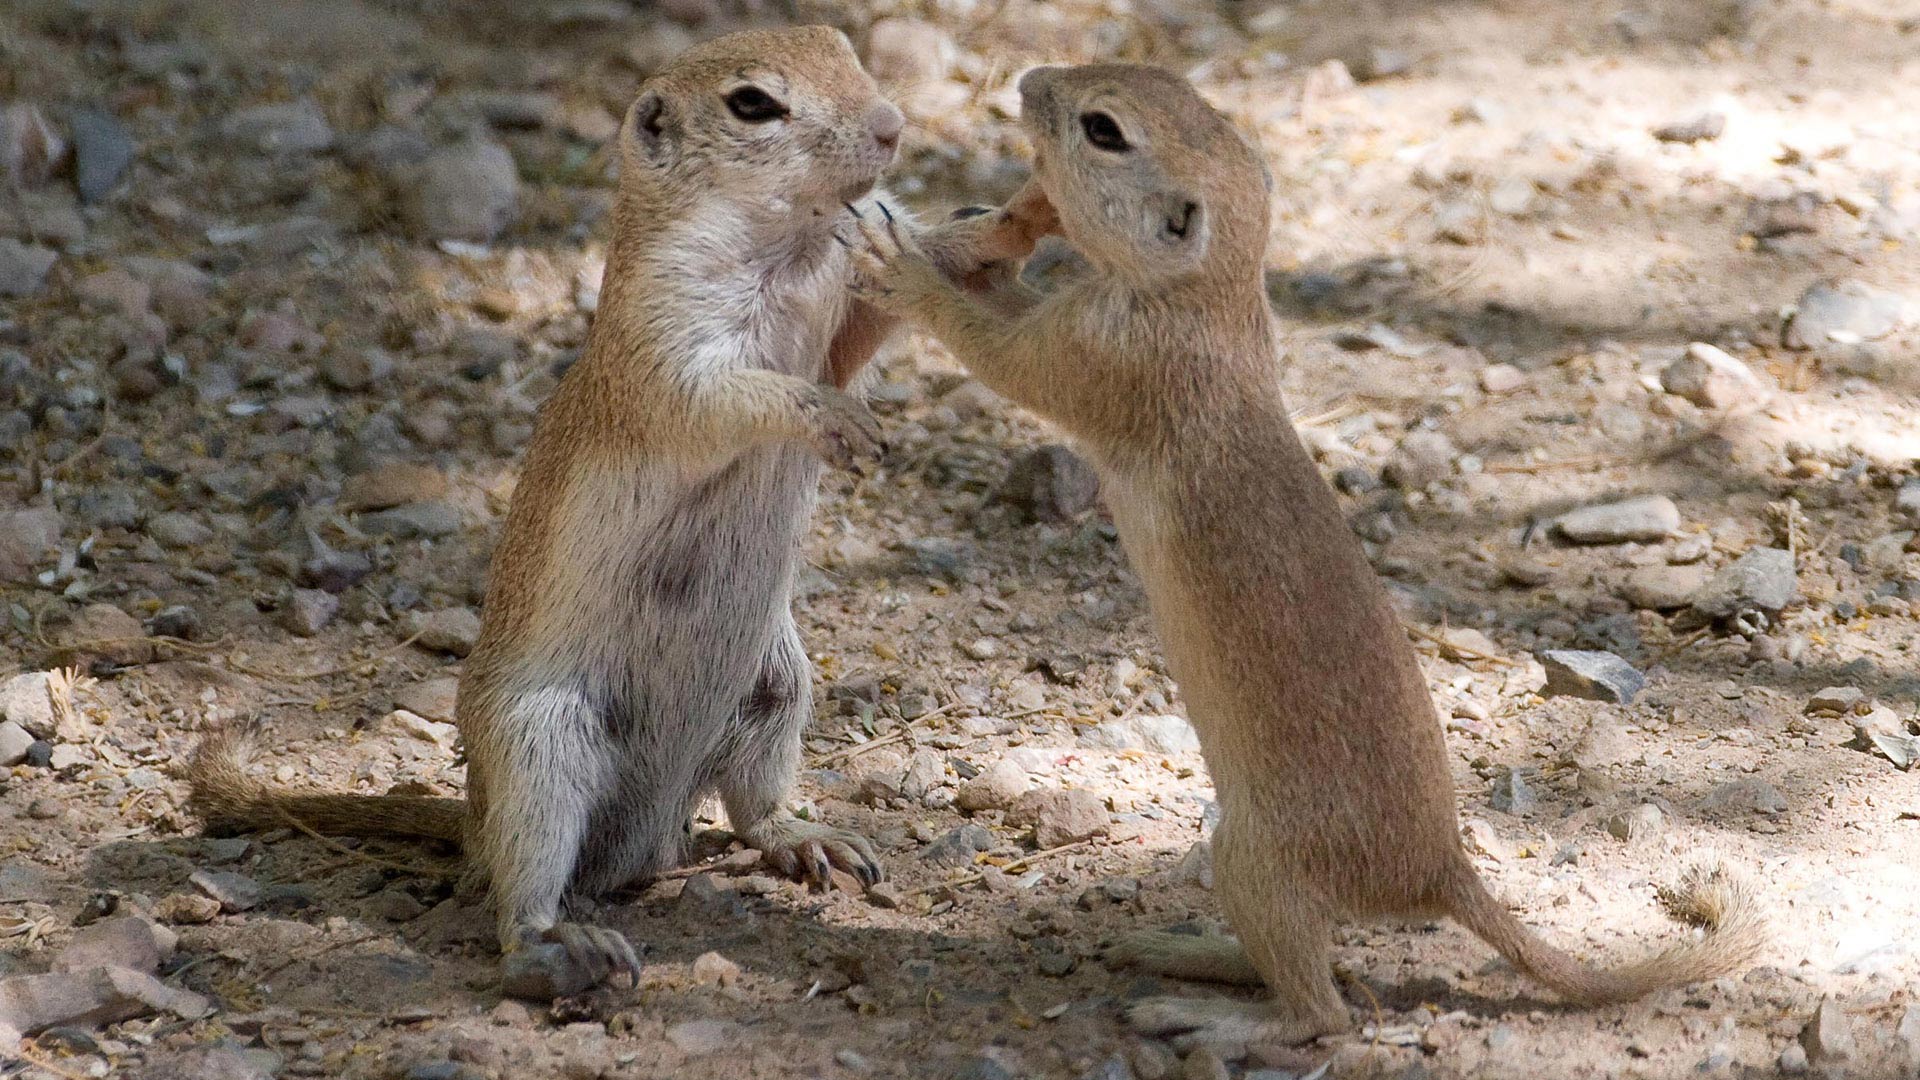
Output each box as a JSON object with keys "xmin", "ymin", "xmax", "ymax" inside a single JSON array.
[{"xmin": 869, "ymin": 102, "xmax": 904, "ymax": 149}]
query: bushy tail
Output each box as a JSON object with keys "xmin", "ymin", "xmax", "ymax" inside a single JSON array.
[
  {"xmin": 186, "ymin": 724, "xmax": 466, "ymax": 845},
  {"xmin": 1444, "ymin": 860, "xmax": 1765, "ymax": 1004}
]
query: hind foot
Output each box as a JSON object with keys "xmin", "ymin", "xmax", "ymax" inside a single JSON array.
[
  {"xmin": 1128, "ymin": 997, "xmax": 1345, "ymax": 1059},
  {"xmin": 500, "ymin": 922, "xmax": 642, "ymax": 1001},
  {"xmin": 741, "ymin": 815, "xmax": 882, "ymax": 889}
]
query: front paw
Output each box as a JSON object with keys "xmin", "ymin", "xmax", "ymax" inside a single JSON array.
[
  {"xmin": 802, "ymin": 386, "xmax": 884, "ymax": 471},
  {"xmin": 844, "ymin": 200, "xmax": 943, "ymax": 312}
]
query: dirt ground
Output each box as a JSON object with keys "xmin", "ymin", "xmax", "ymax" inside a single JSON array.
[{"xmin": 3, "ymin": 0, "xmax": 1920, "ymax": 1077}]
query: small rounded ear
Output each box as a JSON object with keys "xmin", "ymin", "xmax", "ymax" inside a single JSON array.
[{"xmin": 628, "ymin": 90, "xmax": 671, "ymax": 163}]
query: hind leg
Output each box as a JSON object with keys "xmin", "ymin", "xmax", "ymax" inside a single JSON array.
[
  {"xmin": 1128, "ymin": 819, "xmax": 1350, "ymax": 1052},
  {"xmin": 719, "ymin": 620, "xmax": 880, "ymax": 887},
  {"xmin": 472, "ymin": 682, "xmax": 641, "ymax": 999}
]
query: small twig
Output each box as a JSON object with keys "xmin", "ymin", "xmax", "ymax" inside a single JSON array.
[
  {"xmin": 256, "ymin": 931, "xmax": 388, "ymax": 984},
  {"xmin": 1482, "ymin": 455, "xmax": 1632, "ymax": 475},
  {"xmin": 274, "ymin": 811, "xmax": 445, "ymax": 876},
  {"xmin": 906, "ymin": 839, "xmax": 1093, "ymax": 896},
  {"xmin": 1404, "ymin": 622, "xmax": 1516, "ymax": 667},
  {"xmin": 1656, "ymin": 625, "xmax": 1714, "ymax": 660},
  {"xmin": 9, "ymin": 1045, "xmax": 97, "ymax": 1080}
]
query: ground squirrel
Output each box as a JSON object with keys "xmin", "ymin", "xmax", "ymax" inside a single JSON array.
[
  {"xmin": 188, "ymin": 26, "xmax": 1045, "ymax": 1001},
  {"xmin": 849, "ymin": 63, "xmax": 1764, "ymax": 1046}
]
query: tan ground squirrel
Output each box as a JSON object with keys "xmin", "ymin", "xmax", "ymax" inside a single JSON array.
[
  {"xmin": 849, "ymin": 63, "xmax": 1764, "ymax": 1047},
  {"xmin": 187, "ymin": 26, "xmax": 1046, "ymax": 1001}
]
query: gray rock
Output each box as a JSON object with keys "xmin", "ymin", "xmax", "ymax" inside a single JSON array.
[
  {"xmin": 1382, "ymin": 430, "xmax": 1457, "ymax": 489},
  {"xmin": 1806, "ymin": 686, "xmax": 1864, "ymax": 715},
  {"xmin": 394, "ymin": 678, "xmax": 459, "ymax": 723},
  {"xmin": 406, "ymin": 608, "xmax": 482, "ymax": 656},
  {"xmin": 0, "ymin": 721, "xmax": 33, "ymax": 766},
  {"xmin": 1777, "ymin": 1041, "xmax": 1809, "ymax": 1076},
  {"xmin": 1896, "ymin": 1004, "xmax": 1920, "ymax": 1067},
  {"xmin": 404, "ymin": 138, "xmax": 519, "ymax": 243},
  {"xmin": 1488, "ymin": 768, "xmax": 1535, "ymax": 814},
  {"xmin": 359, "ymin": 501, "xmax": 462, "ymax": 539},
  {"xmin": 1080, "ymin": 1055, "xmax": 1135, "ymax": 1080},
  {"xmin": 0, "ymin": 967, "xmax": 210, "ymax": 1041},
  {"xmin": 220, "ymin": 99, "xmax": 334, "ymax": 155},
  {"xmin": 1799, "ymin": 996, "xmax": 1856, "ymax": 1063},
  {"xmin": 1553, "ymin": 495, "xmax": 1679, "ymax": 544},
  {"xmin": 0, "ymin": 238, "xmax": 57, "ymax": 297},
  {"xmin": 1786, "ymin": 279, "xmax": 1910, "ymax": 349},
  {"xmin": 1169, "ymin": 840, "xmax": 1213, "ymax": 888},
  {"xmin": 188, "ymin": 869, "xmax": 261, "ymax": 912},
  {"xmin": 1080, "ymin": 714, "xmax": 1201, "ymax": 754},
  {"xmin": 1661, "ymin": 343, "xmax": 1769, "ymax": 409},
  {"xmin": 1540, "ymin": 650, "xmax": 1646, "ymax": 703},
  {"xmin": 320, "ymin": 347, "xmax": 397, "ymax": 392},
  {"xmin": 298, "ymin": 549, "xmax": 373, "ymax": 593},
  {"xmin": 1894, "ymin": 478, "xmax": 1920, "ymax": 520},
  {"xmin": 60, "ymin": 603, "xmax": 155, "ymax": 666},
  {"xmin": 899, "ymin": 749, "xmax": 945, "ymax": 801},
  {"xmin": 1008, "ymin": 787, "xmax": 1108, "ymax": 847},
  {"xmin": 0, "ymin": 672, "xmax": 56, "ymax": 738},
  {"xmin": 920, "ymin": 824, "xmax": 994, "ymax": 869},
  {"xmin": 70, "ymin": 108, "xmax": 135, "ymax": 203},
  {"xmin": 1001, "ymin": 444, "xmax": 1100, "ymax": 523},
  {"xmin": 1689, "ymin": 547, "xmax": 1797, "ymax": 619},
  {"xmin": 281, "ymin": 589, "xmax": 339, "ymax": 637},
  {"xmin": 1652, "ymin": 112, "xmax": 1726, "ymax": 143},
  {"xmin": 148, "ymin": 605, "xmax": 201, "ymax": 640}
]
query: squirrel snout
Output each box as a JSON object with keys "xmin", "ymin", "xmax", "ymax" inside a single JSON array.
[{"xmin": 868, "ymin": 102, "xmax": 904, "ymax": 149}]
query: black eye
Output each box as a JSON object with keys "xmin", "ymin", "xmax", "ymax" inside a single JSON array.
[
  {"xmin": 725, "ymin": 86, "xmax": 787, "ymax": 123},
  {"xmin": 1079, "ymin": 111, "xmax": 1129, "ymax": 152}
]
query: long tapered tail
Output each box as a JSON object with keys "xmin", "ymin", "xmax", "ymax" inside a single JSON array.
[
  {"xmin": 186, "ymin": 724, "xmax": 466, "ymax": 845},
  {"xmin": 1443, "ymin": 859, "xmax": 1765, "ymax": 1004}
]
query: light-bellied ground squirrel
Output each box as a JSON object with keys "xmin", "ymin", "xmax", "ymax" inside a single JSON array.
[
  {"xmin": 850, "ymin": 64, "xmax": 1765, "ymax": 1047},
  {"xmin": 187, "ymin": 26, "xmax": 1047, "ymax": 1001}
]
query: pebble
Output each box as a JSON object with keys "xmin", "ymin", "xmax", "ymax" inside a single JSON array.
[
  {"xmin": 27, "ymin": 798, "xmax": 61, "ymax": 820},
  {"xmin": 1079, "ymin": 714, "xmax": 1200, "ymax": 754},
  {"xmin": 956, "ymin": 758, "xmax": 1032, "ymax": 812},
  {"xmin": 1618, "ymin": 564, "xmax": 1705, "ymax": 610},
  {"xmin": 899, "ymin": 749, "xmax": 945, "ymax": 801},
  {"xmin": 281, "ymin": 588, "xmax": 340, "ymax": 637},
  {"xmin": 395, "ymin": 678, "xmax": 459, "ymax": 723},
  {"xmin": 299, "ymin": 548, "xmax": 373, "ymax": 593},
  {"xmin": 920, "ymin": 824, "xmax": 994, "ymax": 869},
  {"xmin": 1697, "ymin": 777, "xmax": 1787, "ymax": 815},
  {"xmin": 60, "ymin": 603, "xmax": 155, "ymax": 666},
  {"xmin": 963, "ymin": 637, "xmax": 1000, "ymax": 661},
  {"xmin": 1776, "ymin": 1042, "xmax": 1809, "ymax": 1075},
  {"xmin": 0, "ymin": 720, "xmax": 32, "ymax": 766},
  {"xmin": 368, "ymin": 888, "xmax": 427, "ymax": 922},
  {"xmin": 340, "ymin": 463, "xmax": 450, "ymax": 512},
  {"xmin": 406, "ymin": 607, "xmax": 482, "ymax": 656},
  {"xmin": 1539, "ymin": 649, "xmax": 1646, "ymax": 704},
  {"xmin": 0, "ymin": 967, "xmax": 210, "ymax": 1044},
  {"xmin": 1689, "ymin": 547, "xmax": 1797, "ymax": 619},
  {"xmin": 1001, "ymin": 444, "xmax": 1100, "ymax": 523},
  {"xmin": 1661, "ymin": 343, "xmax": 1770, "ymax": 410},
  {"xmin": 1488, "ymin": 176, "xmax": 1536, "ymax": 217},
  {"xmin": 320, "ymin": 347, "xmax": 397, "ymax": 392},
  {"xmin": 0, "ymin": 506, "xmax": 62, "ymax": 582},
  {"xmin": 220, "ymin": 99, "xmax": 335, "ymax": 155},
  {"xmin": 153, "ymin": 893, "xmax": 222, "ymax": 924},
  {"xmin": 1785, "ymin": 279, "xmax": 1909, "ymax": 349},
  {"xmin": 148, "ymin": 605, "xmax": 201, "ymax": 640},
  {"xmin": 1479, "ymin": 363, "xmax": 1526, "ymax": 394},
  {"xmin": 0, "ymin": 671, "xmax": 57, "ymax": 738},
  {"xmin": 690, "ymin": 950, "xmax": 741, "ymax": 986},
  {"xmin": 1896, "ymin": 1004, "xmax": 1920, "ymax": 1066},
  {"xmin": 54, "ymin": 916, "xmax": 175, "ymax": 976},
  {"xmin": 1895, "ymin": 479, "xmax": 1920, "ymax": 521},
  {"xmin": 1169, "ymin": 840, "xmax": 1213, "ymax": 888},
  {"xmin": 1382, "ymin": 430, "xmax": 1457, "ymax": 490},
  {"xmin": 1652, "ymin": 112, "xmax": 1726, "ymax": 143},
  {"xmin": 70, "ymin": 107, "xmax": 135, "ymax": 203},
  {"xmin": 360, "ymin": 501, "xmax": 463, "ymax": 539},
  {"xmin": 665, "ymin": 1019, "xmax": 737, "ymax": 1056},
  {"xmin": 1181, "ymin": 1048, "xmax": 1230, "ymax": 1080},
  {"xmin": 1009, "ymin": 787, "xmax": 1108, "ymax": 847},
  {"xmin": 1604, "ymin": 802, "xmax": 1665, "ymax": 842},
  {"xmin": 1, "ymin": 103, "xmax": 66, "ymax": 187},
  {"xmin": 147, "ymin": 511, "xmax": 214, "ymax": 548},
  {"xmin": 0, "ymin": 238, "xmax": 58, "ymax": 297},
  {"xmin": 1806, "ymin": 686, "xmax": 1864, "ymax": 715},
  {"xmin": 404, "ymin": 137, "xmax": 520, "ymax": 243},
  {"xmin": 1798, "ymin": 996, "xmax": 1856, "ymax": 1063},
  {"xmin": 189, "ymin": 869, "xmax": 262, "ymax": 912},
  {"xmin": 1553, "ymin": 495, "xmax": 1679, "ymax": 544},
  {"xmin": 1488, "ymin": 768, "xmax": 1535, "ymax": 814},
  {"xmin": 500, "ymin": 942, "xmax": 595, "ymax": 1002}
]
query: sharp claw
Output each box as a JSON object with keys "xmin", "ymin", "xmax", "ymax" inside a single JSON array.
[
  {"xmin": 877, "ymin": 201, "xmax": 895, "ymax": 224},
  {"xmin": 843, "ymin": 201, "xmax": 864, "ymax": 220},
  {"xmin": 832, "ymin": 232, "xmax": 852, "ymax": 249}
]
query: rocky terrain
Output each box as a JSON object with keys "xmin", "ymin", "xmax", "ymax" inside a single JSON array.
[{"xmin": 2, "ymin": 0, "xmax": 1919, "ymax": 1077}]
